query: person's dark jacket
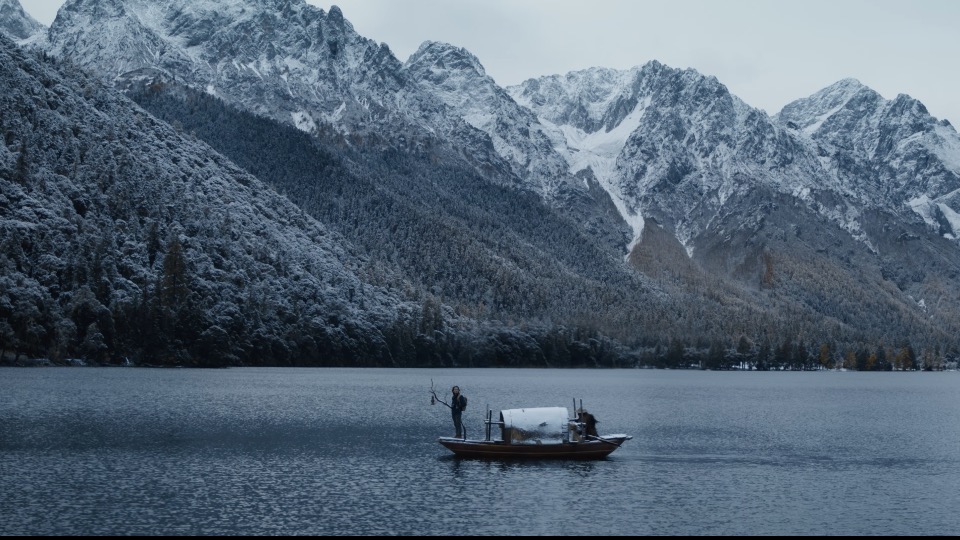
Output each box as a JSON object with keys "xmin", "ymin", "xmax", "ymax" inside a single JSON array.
[{"xmin": 451, "ymin": 394, "xmax": 467, "ymax": 414}]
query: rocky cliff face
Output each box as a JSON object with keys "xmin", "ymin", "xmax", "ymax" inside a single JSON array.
[
  {"xmin": 777, "ymin": 78, "xmax": 960, "ymax": 240},
  {"xmin": 403, "ymin": 41, "xmax": 576, "ymax": 198},
  {"xmin": 43, "ymin": 0, "xmax": 522, "ymax": 185},
  {"xmin": 510, "ymin": 62, "xmax": 868, "ymax": 254},
  {"xmin": 0, "ymin": 0, "xmax": 44, "ymax": 41}
]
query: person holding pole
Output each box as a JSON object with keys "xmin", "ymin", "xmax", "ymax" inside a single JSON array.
[
  {"xmin": 430, "ymin": 380, "xmax": 468, "ymax": 438},
  {"xmin": 450, "ymin": 386, "xmax": 467, "ymax": 438}
]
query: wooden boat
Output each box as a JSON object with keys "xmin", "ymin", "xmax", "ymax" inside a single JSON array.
[{"xmin": 438, "ymin": 403, "xmax": 632, "ymax": 460}]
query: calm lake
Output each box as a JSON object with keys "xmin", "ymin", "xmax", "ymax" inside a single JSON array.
[{"xmin": 1, "ymin": 367, "xmax": 959, "ymax": 535}]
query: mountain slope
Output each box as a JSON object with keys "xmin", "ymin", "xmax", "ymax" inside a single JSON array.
[
  {"xmin": 512, "ymin": 63, "xmax": 960, "ymax": 353},
  {"xmin": 0, "ymin": 33, "xmax": 420, "ymax": 366},
  {"xmin": 127, "ymin": 82, "xmax": 672, "ymax": 341},
  {"xmin": 777, "ymin": 78, "xmax": 960, "ymax": 240},
  {"xmin": 43, "ymin": 0, "xmax": 520, "ymax": 184},
  {"xmin": 403, "ymin": 40, "xmax": 575, "ymax": 198},
  {"xmin": 401, "ymin": 39, "xmax": 631, "ymax": 253}
]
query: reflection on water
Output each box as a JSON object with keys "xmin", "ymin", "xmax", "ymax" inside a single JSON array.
[{"xmin": 2, "ymin": 368, "xmax": 960, "ymax": 534}]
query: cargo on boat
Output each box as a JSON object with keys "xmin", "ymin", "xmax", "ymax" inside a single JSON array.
[{"xmin": 437, "ymin": 402, "xmax": 632, "ymax": 460}]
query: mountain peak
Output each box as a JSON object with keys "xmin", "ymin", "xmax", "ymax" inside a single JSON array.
[
  {"xmin": 892, "ymin": 92, "xmax": 927, "ymax": 111},
  {"xmin": 776, "ymin": 77, "xmax": 883, "ymax": 133},
  {"xmin": 0, "ymin": 0, "xmax": 45, "ymax": 41},
  {"xmin": 829, "ymin": 77, "xmax": 866, "ymax": 91},
  {"xmin": 408, "ymin": 40, "xmax": 486, "ymax": 77},
  {"xmin": 819, "ymin": 77, "xmax": 881, "ymax": 101}
]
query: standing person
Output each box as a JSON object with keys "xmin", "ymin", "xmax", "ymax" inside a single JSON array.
[{"xmin": 451, "ymin": 386, "xmax": 467, "ymax": 438}]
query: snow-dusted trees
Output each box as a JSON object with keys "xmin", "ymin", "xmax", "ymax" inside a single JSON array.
[
  {"xmin": 0, "ymin": 37, "xmax": 413, "ymax": 366},
  {"xmin": 3, "ymin": 33, "xmax": 959, "ymax": 369}
]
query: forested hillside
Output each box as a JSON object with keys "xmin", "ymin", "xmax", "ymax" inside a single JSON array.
[
  {"xmin": 0, "ymin": 38, "xmax": 417, "ymax": 366},
  {"xmin": 0, "ymin": 38, "xmax": 649, "ymax": 368},
  {"xmin": 125, "ymin": 81, "xmax": 960, "ymax": 370}
]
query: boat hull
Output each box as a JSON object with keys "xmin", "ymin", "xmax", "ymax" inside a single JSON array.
[{"xmin": 438, "ymin": 435, "xmax": 631, "ymax": 460}]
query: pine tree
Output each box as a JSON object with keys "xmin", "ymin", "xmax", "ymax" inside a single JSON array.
[
  {"xmin": 161, "ymin": 235, "xmax": 189, "ymax": 310},
  {"xmin": 818, "ymin": 343, "xmax": 831, "ymax": 369},
  {"xmin": 756, "ymin": 339, "xmax": 771, "ymax": 371},
  {"xmin": 80, "ymin": 322, "xmax": 107, "ymax": 363},
  {"xmin": 14, "ymin": 140, "xmax": 29, "ymax": 183}
]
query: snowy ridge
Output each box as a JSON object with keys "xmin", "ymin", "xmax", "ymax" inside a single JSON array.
[
  {"xmin": 403, "ymin": 40, "xmax": 577, "ymax": 198},
  {"xmin": 779, "ymin": 77, "xmax": 960, "ymax": 240},
  {"xmin": 0, "ymin": 0, "xmax": 44, "ymax": 42},
  {"xmin": 44, "ymin": 0, "xmax": 512, "ymax": 185},
  {"xmin": 509, "ymin": 66, "xmax": 639, "ymax": 133},
  {"xmin": 512, "ymin": 62, "xmax": 861, "ymax": 255}
]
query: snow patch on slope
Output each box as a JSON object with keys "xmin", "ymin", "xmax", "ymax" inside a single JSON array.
[
  {"xmin": 291, "ymin": 110, "xmax": 316, "ymax": 132},
  {"xmin": 931, "ymin": 123, "xmax": 960, "ymax": 173},
  {"xmin": 802, "ymin": 102, "xmax": 845, "ymax": 135},
  {"xmin": 938, "ymin": 203, "xmax": 960, "ymax": 239},
  {"xmin": 544, "ymin": 97, "xmax": 652, "ymax": 251},
  {"xmin": 909, "ymin": 195, "xmax": 935, "ymax": 227}
]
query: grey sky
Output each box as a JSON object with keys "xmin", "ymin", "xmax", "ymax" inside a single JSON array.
[{"xmin": 22, "ymin": 0, "xmax": 960, "ymax": 125}]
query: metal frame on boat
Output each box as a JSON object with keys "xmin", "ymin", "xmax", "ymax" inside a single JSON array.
[{"xmin": 438, "ymin": 399, "xmax": 632, "ymax": 460}]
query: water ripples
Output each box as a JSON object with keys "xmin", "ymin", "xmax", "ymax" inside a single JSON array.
[{"xmin": 2, "ymin": 368, "xmax": 960, "ymax": 534}]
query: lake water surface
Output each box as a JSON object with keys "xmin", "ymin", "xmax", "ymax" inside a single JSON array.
[{"xmin": 2, "ymin": 368, "xmax": 959, "ymax": 535}]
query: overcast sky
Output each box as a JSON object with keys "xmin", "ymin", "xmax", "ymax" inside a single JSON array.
[{"xmin": 22, "ymin": 0, "xmax": 960, "ymax": 125}]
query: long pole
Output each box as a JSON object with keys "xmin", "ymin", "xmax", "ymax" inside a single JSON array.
[{"xmin": 430, "ymin": 379, "xmax": 452, "ymax": 409}]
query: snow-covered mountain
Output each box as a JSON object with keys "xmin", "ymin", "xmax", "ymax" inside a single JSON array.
[
  {"xmin": 0, "ymin": 0, "xmax": 44, "ymax": 41},
  {"xmin": 508, "ymin": 60, "xmax": 960, "ymax": 349},
  {"xmin": 777, "ymin": 78, "xmax": 960, "ymax": 240},
  {"xmin": 44, "ymin": 0, "xmax": 406, "ymax": 132},
  {"xmin": 511, "ymin": 63, "xmax": 960, "ymax": 269},
  {"xmin": 510, "ymin": 62, "xmax": 875, "ymax": 254},
  {"xmin": 8, "ymin": 0, "xmax": 960, "ymax": 362},
  {"xmin": 403, "ymin": 41, "xmax": 577, "ymax": 198},
  {"xmin": 42, "ymin": 0, "xmax": 526, "ymax": 187}
]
